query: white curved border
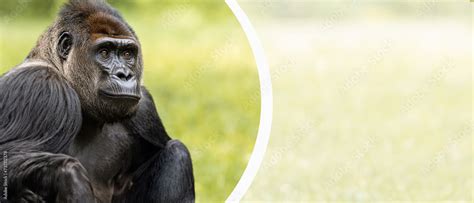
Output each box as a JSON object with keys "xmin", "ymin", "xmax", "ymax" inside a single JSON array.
[{"xmin": 225, "ymin": 0, "xmax": 273, "ymax": 202}]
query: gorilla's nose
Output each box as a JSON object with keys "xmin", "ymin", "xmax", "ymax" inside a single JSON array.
[{"xmin": 112, "ymin": 68, "xmax": 133, "ymax": 81}]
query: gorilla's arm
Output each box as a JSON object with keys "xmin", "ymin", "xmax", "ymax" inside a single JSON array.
[
  {"xmin": 122, "ymin": 88, "xmax": 171, "ymax": 149},
  {"xmin": 114, "ymin": 87, "xmax": 195, "ymax": 202},
  {"xmin": 3, "ymin": 152, "xmax": 95, "ymax": 203},
  {"xmin": 0, "ymin": 64, "xmax": 93, "ymax": 202}
]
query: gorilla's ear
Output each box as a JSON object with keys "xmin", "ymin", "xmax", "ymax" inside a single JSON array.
[{"xmin": 58, "ymin": 32, "xmax": 73, "ymax": 60}]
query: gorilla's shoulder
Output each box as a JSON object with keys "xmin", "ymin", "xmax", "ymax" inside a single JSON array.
[
  {"xmin": 0, "ymin": 62, "xmax": 79, "ymax": 104},
  {"xmin": 3, "ymin": 61, "xmax": 61, "ymax": 81},
  {"xmin": 0, "ymin": 61, "xmax": 82, "ymax": 152}
]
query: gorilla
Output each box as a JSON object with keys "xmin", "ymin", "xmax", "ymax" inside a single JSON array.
[{"xmin": 0, "ymin": 0, "xmax": 195, "ymax": 202}]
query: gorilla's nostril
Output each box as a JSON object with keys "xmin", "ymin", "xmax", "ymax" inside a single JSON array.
[
  {"xmin": 113, "ymin": 70, "xmax": 132, "ymax": 81},
  {"xmin": 116, "ymin": 72, "xmax": 127, "ymax": 81},
  {"xmin": 126, "ymin": 74, "xmax": 133, "ymax": 81}
]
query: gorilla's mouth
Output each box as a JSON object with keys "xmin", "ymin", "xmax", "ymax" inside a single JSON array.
[{"xmin": 99, "ymin": 90, "xmax": 141, "ymax": 102}]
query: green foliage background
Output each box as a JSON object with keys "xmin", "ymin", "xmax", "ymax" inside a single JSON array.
[{"xmin": 0, "ymin": 0, "xmax": 260, "ymax": 202}]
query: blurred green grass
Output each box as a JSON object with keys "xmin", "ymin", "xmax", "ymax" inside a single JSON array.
[
  {"xmin": 0, "ymin": 2, "xmax": 259, "ymax": 202},
  {"xmin": 242, "ymin": 10, "xmax": 471, "ymax": 200}
]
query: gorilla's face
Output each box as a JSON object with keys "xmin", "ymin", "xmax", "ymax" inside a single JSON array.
[
  {"xmin": 89, "ymin": 36, "xmax": 142, "ymax": 121},
  {"xmin": 92, "ymin": 37, "xmax": 140, "ymax": 100},
  {"xmin": 59, "ymin": 22, "xmax": 143, "ymax": 122}
]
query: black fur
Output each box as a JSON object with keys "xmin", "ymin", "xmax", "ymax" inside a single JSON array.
[
  {"xmin": 0, "ymin": 66, "xmax": 81, "ymax": 153},
  {"xmin": 113, "ymin": 140, "xmax": 194, "ymax": 203},
  {"xmin": 0, "ymin": 1, "xmax": 195, "ymax": 202}
]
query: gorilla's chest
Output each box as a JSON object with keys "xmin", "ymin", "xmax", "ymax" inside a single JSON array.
[{"xmin": 68, "ymin": 123, "xmax": 134, "ymax": 201}]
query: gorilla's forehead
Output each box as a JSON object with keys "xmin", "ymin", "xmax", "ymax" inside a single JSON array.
[{"xmin": 87, "ymin": 12, "xmax": 133, "ymax": 40}]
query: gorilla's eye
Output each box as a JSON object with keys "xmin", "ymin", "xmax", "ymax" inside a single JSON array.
[
  {"xmin": 99, "ymin": 49, "xmax": 110, "ymax": 59},
  {"xmin": 122, "ymin": 50, "xmax": 133, "ymax": 60}
]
